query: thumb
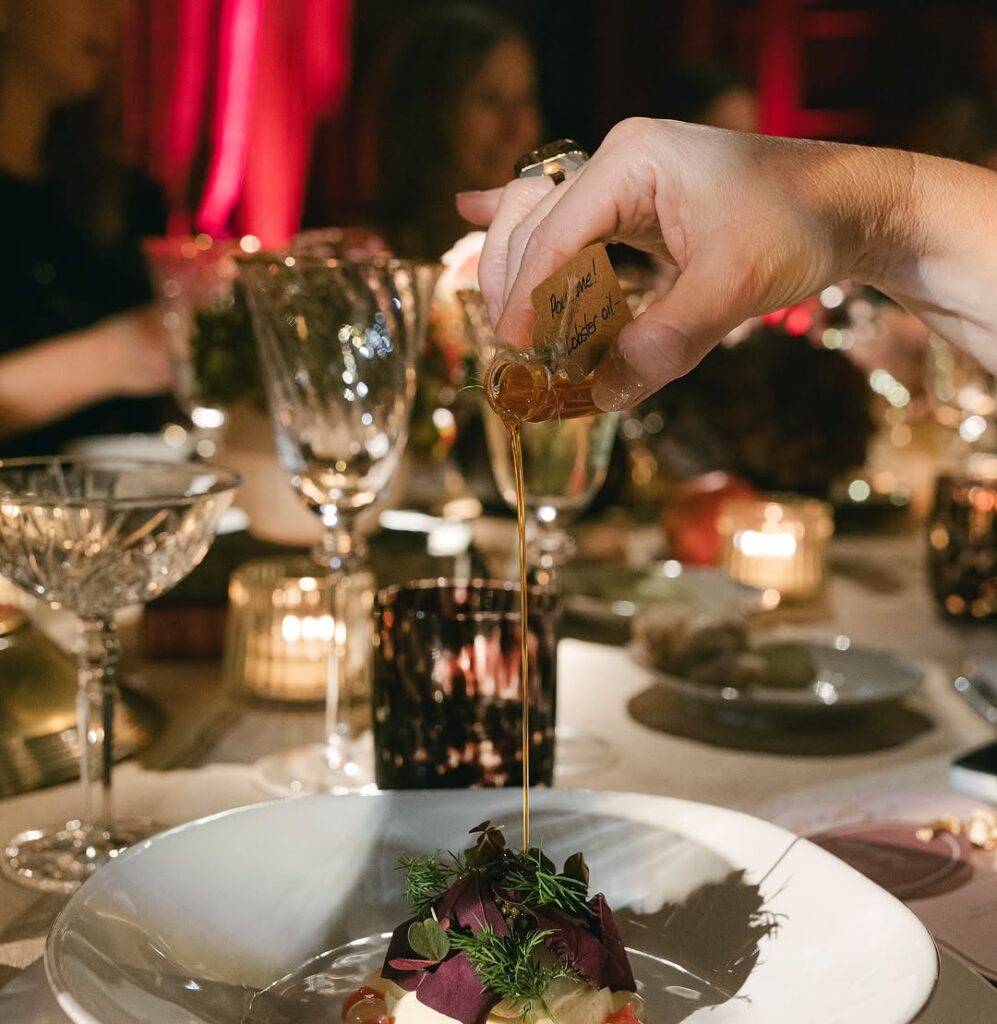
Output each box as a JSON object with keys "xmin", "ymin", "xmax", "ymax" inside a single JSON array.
[{"xmin": 591, "ymin": 264, "xmax": 745, "ymax": 412}]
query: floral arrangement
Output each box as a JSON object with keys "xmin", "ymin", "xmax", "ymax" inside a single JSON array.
[
  {"xmin": 406, "ymin": 233, "xmax": 486, "ymax": 461},
  {"xmin": 645, "ymin": 308, "xmax": 876, "ymax": 497},
  {"xmin": 188, "ymin": 285, "xmax": 265, "ymax": 411}
]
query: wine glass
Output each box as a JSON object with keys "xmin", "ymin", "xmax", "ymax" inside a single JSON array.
[
  {"xmin": 143, "ymin": 235, "xmax": 258, "ymax": 458},
  {"xmin": 459, "ymin": 290, "xmax": 619, "ymax": 777},
  {"xmin": 481, "ymin": 404, "xmax": 619, "ymax": 577},
  {"xmin": 237, "ymin": 253, "xmax": 441, "ymax": 794},
  {"xmin": 459, "ymin": 289, "xmax": 619, "ymax": 580},
  {"xmin": 0, "ymin": 458, "xmax": 239, "ymax": 892}
]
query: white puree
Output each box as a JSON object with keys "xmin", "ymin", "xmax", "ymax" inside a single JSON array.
[{"xmin": 355, "ymin": 971, "xmax": 641, "ymax": 1024}]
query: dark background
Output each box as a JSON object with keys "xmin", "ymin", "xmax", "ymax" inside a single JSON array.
[{"xmin": 306, "ymin": 0, "xmax": 997, "ymax": 224}]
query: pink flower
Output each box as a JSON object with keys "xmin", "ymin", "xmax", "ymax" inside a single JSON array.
[{"xmin": 438, "ymin": 232, "xmax": 486, "ymax": 300}]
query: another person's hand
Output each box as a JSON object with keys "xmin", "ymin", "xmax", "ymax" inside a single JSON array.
[
  {"xmin": 0, "ymin": 307, "xmax": 174, "ymax": 440},
  {"xmin": 458, "ymin": 118, "xmax": 997, "ymax": 410},
  {"xmin": 98, "ymin": 307, "xmax": 174, "ymax": 397}
]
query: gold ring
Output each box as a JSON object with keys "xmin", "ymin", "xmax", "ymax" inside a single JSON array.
[{"xmin": 514, "ymin": 139, "xmax": 588, "ymax": 182}]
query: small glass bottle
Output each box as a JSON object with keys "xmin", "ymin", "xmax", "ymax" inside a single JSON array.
[{"xmin": 485, "ymin": 140, "xmax": 616, "ymax": 425}]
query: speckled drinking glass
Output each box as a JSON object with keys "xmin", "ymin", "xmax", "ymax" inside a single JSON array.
[
  {"xmin": 928, "ymin": 453, "xmax": 997, "ymax": 621},
  {"xmin": 372, "ymin": 580, "xmax": 558, "ymax": 789}
]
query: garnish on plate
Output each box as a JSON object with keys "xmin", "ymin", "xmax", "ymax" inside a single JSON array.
[
  {"xmin": 342, "ymin": 823, "xmax": 643, "ymax": 1024},
  {"xmin": 634, "ymin": 605, "xmax": 817, "ymax": 690},
  {"xmin": 917, "ymin": 809, "xmax": 997, "ymax": 851}
]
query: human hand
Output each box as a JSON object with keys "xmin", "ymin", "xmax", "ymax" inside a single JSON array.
[
  {"xmin": 458, "ymin": 118, "xmax": 915, "ymax": 410},
  {"xmin": 99, "ymin": 307, "xmax": 174, "ymax": 397}
]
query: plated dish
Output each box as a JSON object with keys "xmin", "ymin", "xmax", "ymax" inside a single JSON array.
[
  {"xmin": 632, "ymin": 635, "xmax": 925, "ymax": 716},
  {"xmin": 46, "ymin": 790, "xmax": 938, "ymax": 1024},
  {"xmin": 342, "ymin": 821, "xmax": 642, "ymax": 1023}
]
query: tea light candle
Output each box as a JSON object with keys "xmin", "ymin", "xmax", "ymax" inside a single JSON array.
[
  {"xmin": 224, "ymin": 557, "xmax": 372, "ymax": 702},
  {"xmin": 718, "ymin": 497, "xmax": 834, "ymax": 600}
]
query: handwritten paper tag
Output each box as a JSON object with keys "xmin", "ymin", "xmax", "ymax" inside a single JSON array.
[{"xmin": 530, "ymin": 243, "xmax": 632, "ymax": 377}]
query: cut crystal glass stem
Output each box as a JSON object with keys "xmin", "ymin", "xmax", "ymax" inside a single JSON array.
[
  {"xmin": 77, "ymin": 616, "xmax": 120, "ymax": 834},
  {"xmin": 313, "ymin": 520, "xmax": 374, "ymax": 776},
  {"xmin": 324, "ymin": 576, "xmax": 350, "ymax": 772},
  {"xmin": 312, "ymin": 517, "xmax": 366, "ymax": 574},
  {"xmin": 529, "ymin": 512, "xmax": 576, "ymax": 571}
]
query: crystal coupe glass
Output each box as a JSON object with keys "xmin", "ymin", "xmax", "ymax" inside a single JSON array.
[
  {"xmin": 238, "ymin": 254, "xmax": 441, "ymax": 794},
  {"xmin": 0, "ymin": 458, "xmax": 239, "ymax": 892}
]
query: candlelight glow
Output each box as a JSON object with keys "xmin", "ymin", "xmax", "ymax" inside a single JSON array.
[{"xmin": 733, "ymin": 529, "xmax": 798, "ymax": 560}]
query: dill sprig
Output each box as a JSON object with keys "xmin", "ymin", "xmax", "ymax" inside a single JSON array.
[
  {"xmin": 396, "ymin": 827, "xmax": 598, "ymax": 1013},
  {"xmin": 504, "ymin": 850, "xmax": 590, "ymax": 918},
  {"xmin": 399, "ymin": 853, "xmax": 461, "ymax": 918},
  {"xmin": 448, "ymin": 926, "xmax": 574, "ymax": 1019}
]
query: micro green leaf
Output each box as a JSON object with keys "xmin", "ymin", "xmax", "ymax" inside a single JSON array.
[{"xmin": 408, "ymin": 918, "xmax": 451, "ymax": 963}]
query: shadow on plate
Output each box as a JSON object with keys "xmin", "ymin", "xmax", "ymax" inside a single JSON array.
[
  {"xmin": 628, "ymin": 685, "xmax": 933, "ymax": 755},
  {"xmin": 241, "ymin": 812, "xmax": 780, "ymax": 1024}
]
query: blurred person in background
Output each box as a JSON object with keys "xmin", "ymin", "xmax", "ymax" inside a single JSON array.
[
  {"xmin": 0, "ymin": 0, "xmax": 171, "ymax": 456},
  {"xmin": 348, "ymin": 3, "xmax": 543, "ymax": 509},
  {"xmin": 364, "ymin": 2, "xmax": 542, "ymax": 260},
  {"xmin": 651, "ymin": 62, "xmax": 759, "ymax": 133},
  {"xmin": 616, "ymin": 63, "xmax": 759, "ymax": 295}
]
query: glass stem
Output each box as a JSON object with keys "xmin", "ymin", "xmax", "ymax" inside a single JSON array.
[
  {"xmin": 77, "ymin": 616, "xmax": 119, "ymax": 834},
  {"xmin": 528, "ymin": 512, "xmax": 574, "ymax": 591},
  {"xmin": 313, "ymin": 518, "xmax": 369, "ymax": 772}
]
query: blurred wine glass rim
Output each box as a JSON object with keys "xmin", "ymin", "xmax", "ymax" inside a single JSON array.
[
  {"xmin": 0, "ymin": 457, "xmax": 241, "ymax": 508},
  {"xmin": 235, "ymin": 251, "xmax": 442, "ymax": 273},
  {"xmin": 376, "ymin": 576, "xmax": 558, "ymax": 606}
]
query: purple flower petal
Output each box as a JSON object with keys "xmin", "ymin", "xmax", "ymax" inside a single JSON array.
[
  {"xmin": 531, "ymin": 897, "xmax": 636, "ymax": 993},
  {"xmin": 589, "ymin": 893, "xmax": 637, "ymax": 992},
  {"xmin": 438, "ymin": 875, "xmax": 509, "ymax": 936},
  {"xmin": 416, "ymin": 949, "xmax": 500, "ymax": 1024},
  {"xmin": 533, "ymin": 906, "xmax": 605, "ymax": 987}
]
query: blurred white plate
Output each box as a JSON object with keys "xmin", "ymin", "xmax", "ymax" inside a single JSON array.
[
  {"xmin": 565, "ymin": 561, "xmax": 776, "ymax": 624},
  {"xmin": 45, "ymin": 790, "xmax": 937, "ymax": 1024},
  {"xmin": 63, "ymin": 432, "xmax": 191, "ymax": 462},
  {"xmin": 62, "ymin": 436, "xmax": 247, "ymax": 536},
  {"xmin": 217, "ymin": 507, "xmax": 249, "ymax": 535},
  {"xmin": 632, "ymin": 637, "xmax": 925, "ymax": 716}
]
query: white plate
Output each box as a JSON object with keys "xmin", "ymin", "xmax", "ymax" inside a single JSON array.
[
  {"xmin": 62, "ymin": 433, "xmax": 191, "ymax": 462},
  {"xmin": 564, "ymin": 561, "xmax": 775, "ymax": 623},
  {"xmin": 633, "ymin": 637, "xmax": 925, "ymax": 716},
  {"xmin": 45, "ymin": 790, "xmax": 938, "ymax": 1024}
]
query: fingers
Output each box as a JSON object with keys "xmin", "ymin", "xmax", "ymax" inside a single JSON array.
[
  {"xmin": 465, "ymin": 177, "xmax": 555, "ymax": 325},
  {"xmin": 591, "ymin": 263, "xmax": 747, "ymax": 411},
  {"xmin": 493, "ymin": 160, "xmax": 626, "ymax": 346},
  {"xmin": 500, "ymin": 169, "xmax": 584, "ymax": 307}
]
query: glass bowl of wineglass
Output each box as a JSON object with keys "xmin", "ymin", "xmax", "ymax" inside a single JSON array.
[
  {"xmin": 458, "ymin": 289, "xmax": 619, "ymax": 579},
  {"xmin": 0, "ymin": 458, "xmax": 239, "ymax": 892},
  {"xmin": 237, "ymin": 253, "xmax": 441, "ymax": 795}
]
